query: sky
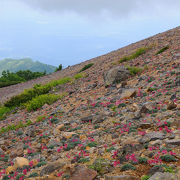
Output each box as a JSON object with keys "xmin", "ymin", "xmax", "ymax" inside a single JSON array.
[{"xmin": 0, "ymin": 0, "xmax": 179, "ymax": 67}]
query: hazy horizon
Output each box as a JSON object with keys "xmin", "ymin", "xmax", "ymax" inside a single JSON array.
[{"xmin": 0, "ymin": 0, "xmax": 179, "ymax": 67}]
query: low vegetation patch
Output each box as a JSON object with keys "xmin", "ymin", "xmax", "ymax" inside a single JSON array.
[
  {"xmin": 36, "ymin": 115, "xmax": 46, "ymax": 122},
  {"xmin": 25, "ymin": 94, "xmax": 63, "ymax": 111},
  {"xmin": 160, "ymin": 155, "xmax": 176, "ymax": 162},
  {"xmin": 0, "ymin": 106, "xmax": 12, "ymax": 120},
  {"xmin": 121, "ymin": 163, "xmax": 136, "ymax": 171},
  {"xmin": 127, "ymin": 66, "xmax": 143, "ymax": 75},
  {"xmin": 141, "ymin": 175, "xmax": 150, "ymax": 180},
  {"xmin": 79, "ymin": 63, "xmax": 94, "ymax": 72},
  {"xmin": 47, "ymin": 77, "xmax": 72, "ymax": 87},
  {"xmin": 4, "ymin": 84, "xmax": 52, "ymax": 107},
  {"xmin": 0, "ymin": 120, "xmax": 32, "ymax": 134},
  {"xmin": 119, "ymin": 47, "xmax": 148, "ymax": 63},
  {"xmin": 4, "ymin": 77, "xmax": 71, "ymax": 108},
  {"xmin": 138, "ymin": 157, "xmax": 148, "ymax": 164},
  {"xmin": 74, "ymin": 73, "xmax": 85, "ymax": 80},
  {"xmin": 156, "ymin": 46, "xmax": 169, "ymax": 55}
]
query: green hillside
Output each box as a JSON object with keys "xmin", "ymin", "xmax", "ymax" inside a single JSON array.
[{"xmin": 0, "ymin": 58, "xmax": 57, "ymax": 76}]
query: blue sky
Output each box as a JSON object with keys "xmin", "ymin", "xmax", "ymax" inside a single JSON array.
[{"xmin": 0, "ymin": 0, "xmax": 179, "ymax": 67}]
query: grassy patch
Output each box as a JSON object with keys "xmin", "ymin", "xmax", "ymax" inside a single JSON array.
[
  {"xmin": 0, "ymin": 106, "xmax": 12, "ymax": 120},
  {"xmin": 74, "ymin": 73, "xmax": 85, "ymax": 80},
  {"xmin": 0, "ymin": 120, "xmax": 32, "ymax": 134},
  {"xmin": 160, "ymin": 155, "xmax": 176, "ymax": 162},
  {"xmin": 25, "ymin": 94, "xmax": 64, "ymax": 111},
  {"xmin": 156, "ymin": 46, "xmax": 169, "ymax": 55},
  {"xmin": 4, "ymin": 77, "xmax": 71, "ymax": 108},
  {"xmin": 79, "ymin": 63, "xmax": 94, "ymax": 72},
  {"xmin": 119, "ymin": 47, "xmax": 148, "ymax": 63},
  {"xmin": 36, "ymin": 115, "xmax": 46, "ymax": 122},
  {"xmin": 127, "ymin": 66, "xmax": 143, "ymax": 75},
  {"xmin": 47, "ymin": 77, "xmax": 72, "ymax": 87},
  {"xmin": 141, "ymin": 175, "xmax": 150, "ymax": 180}
]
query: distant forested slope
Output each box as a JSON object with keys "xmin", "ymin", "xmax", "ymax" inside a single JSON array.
[{"xmin": 0, "ymin": 58, "xmax": 57, "ymax": 76}]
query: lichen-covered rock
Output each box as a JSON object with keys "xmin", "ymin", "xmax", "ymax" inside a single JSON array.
[
  {"xmin": 103, "ymin": 66, "xmax": 130, "ymax": 86},
  {"xmin": 149, "ymin": 172, "xmax": 179, "ymax": 180},
  {"xmin": 40, "ymin": 162, "xmax": 65, "ymax": 176}
]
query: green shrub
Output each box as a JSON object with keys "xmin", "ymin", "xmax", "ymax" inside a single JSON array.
[
  {"xmin": 4, "ymin": 84, "xmax": 51, "ymax": 107},
  {"xmin": 0, "ymin": 81, "xmax": 23, "ymax": 88},
  {"xmin": 127, "ymin": 66, "xmax": 143, "ymax": 75},
  {"xmin": 0, "ymin": 120, "xmax": 33, "ymax": 134},
  {"xmin": 78, "ymin": 158, "xmax": 90, "ymax": 163},
  {"xmin": 74, "ymin": 73, "xmax": 84, "ymax": 80},
  {"xmin": 55, "ymin": 64, "xmax": 62, "ymax": 72},
  {"xmin": 36, "ymin": 161, "xmax": 47, "ymax": 167},
  {"xmin": 79, "ymin": 63, "xmax": 94, "ymax": 72},
  {"xmin": 48, "ymin": 77, "xmax": 72, "ymax": 87},
  {"xmin": 36, "ymin": 115, "xmax": 46, "ymax": 122},
  {"xmin": 164, "ymin": 166, "xmax": 176, "ymax": 173},
  {"xmin": 16, "ymin": 174, "xmax": 25, "ymax": 180},
  {"xmin": 89, "ymin": 158, "xmax": 111, "ymax": 175},
  {"xmin": 87, "ymin": 142, "xmax": 97, "ymax": 147},
  {"xmin": 4, "ymin": 77, "xmax": 71, "ymax": 108},
  {"xmin": 156, "ymin": 46, "xmax": 169, "ymax": 55},
  {"xmin": 28, "ymin": 172, "xmax": 39, "ymax": 178},
  {"xmin": 25, "ymin": 94, "xmax": 62, "ymax": 111},
  {"xmin": 160, "ymin": 155, "xmax": 176, "ymax": 162},
  {"xmin": 106, "ymin": 147, "xmax": 115, "ymax": 152},
  {"xmin": 121, "ymin": 163, "xmax": 136, "ymax": 171},
  {"xmin": 119, "ymin": 47, "xmax": 148, "ymax": 63},
  {"xmin": 0, "ymin": 106, "xmax": 12, "ymax": 120},
  {"xmin": 138, "ymin": 157, "xmax": 148, "ymax": 164},
  {"xmin": 141, "ymin": 175, "xmax": 150, "ymax": 180}
]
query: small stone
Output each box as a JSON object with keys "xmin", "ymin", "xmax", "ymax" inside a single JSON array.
[
  {"xmin": 62, "ymin": 132, "xmax": 77, "ymax": 139},
  {"xmin": 148, "ymin": 166, "xmax": 164, "ymax": 176},
  {"xmin": 71, "ymin": 165, "xmax": 97, "ymax": 180},
  {"xmin": 105, "ymin": 175, "xmax": 137, "ymax": 180},
  {"xmin": 0, "ymin": 139, "xmax": 5, "ymax": 145},
  {"xmin": 40, "ymin": 161, "xmax": 65, "ymax": 176},
  {"xmin": 167, "ymin": 102, "xmax": 177, "ymax": 110},
  {"xmin": 14, "ymin": 157, "xmax": 29, "ymax": 168},
  {"xmin": 149, "ymin": 140, "xmax": 162, "ymax": 146},
  {"xmin": 139, "ymin": 122, "xmax": 151, "ymax": 129},
  {"xmin": 149, "ymin": 172, "xmax": 179, "ymax": 180},
  {"xmin": 0, "ymin": 147, "xmax": 4, "ymax": 154},
  {"xmin": 139, "ymin": 132, "xmax": 166, "ymax": 144},
  {"xmin": 81, "ymin": 115, "xmax": 93, "ymax": 123},
  {"xmin": 165, "ymin": 139, "xmax": 180, "ymax": 146},
  {"xmin": 56, "ymin": 124, "xmax": 64, "ymax": 131},
  {"xmin": 175, "ymin": 53, "xmax": 180, "ymax": 57},
  {"xmin": 120, "ymin": 89, "xmax": 137, "ymax": 99},
  {"xmin": 139, "ymin": 105, "xmax": 149, "ymax": 114}
]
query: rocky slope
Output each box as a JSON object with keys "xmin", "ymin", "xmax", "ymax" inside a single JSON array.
[{"xmin": 0, "ymin": 26, "xmax": 179, "ymax": 180}]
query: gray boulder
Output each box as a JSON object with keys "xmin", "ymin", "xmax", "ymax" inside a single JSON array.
[{"xmin": 104, "ymin": 66, "xmax": 130, "ymax": 86}]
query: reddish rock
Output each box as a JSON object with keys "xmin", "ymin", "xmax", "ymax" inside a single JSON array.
[{"xmin": 71, "ymin": 166, "xmax": 97, "ymax": 180}]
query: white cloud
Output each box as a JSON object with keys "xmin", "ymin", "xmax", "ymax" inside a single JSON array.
[{"xmin": 17, "ymin": 0, "xmax": 180, "ymax": 19}]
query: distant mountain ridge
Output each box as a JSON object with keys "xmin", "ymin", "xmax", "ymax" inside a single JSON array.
[{"xmin": 0, "ymin": 58, "xmax": 57, "ymax": 76}]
